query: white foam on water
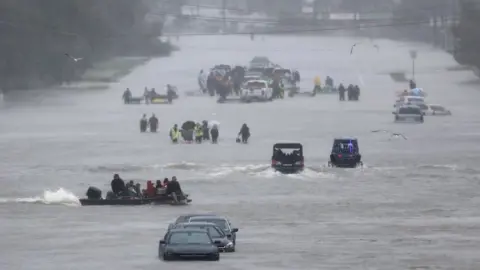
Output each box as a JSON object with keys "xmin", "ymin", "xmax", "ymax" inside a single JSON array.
[{"xmin": 0, "ymin": 188, "xmax": 80, "ymax": 206}]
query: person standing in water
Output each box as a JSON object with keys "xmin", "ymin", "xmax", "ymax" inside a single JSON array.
[
  {"xmin": 169, "ymin": 124, "xmax": 181, "ymax": 143},
  {"xmin": 140, "ymin": 114, "xmax": 148, "ymax": 132},
  {"xmin": 149, "ymin": 114, "xmax": 158, "ymax": 132},
  {"xmin": 194, "ymin": 123, "xmax": 203, "ymax": 143},
  {"xmin": 238, "ymin": 123, "xmax": 250, "ymax": 143},
  {"xmin": 210, "ymin": 124, "xmax": 219, "ymax": 143}
]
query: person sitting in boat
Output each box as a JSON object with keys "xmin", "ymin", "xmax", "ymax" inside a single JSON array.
[
  {"xmin": 125, "ymin": 180, "xmax": 139, "ymax": 197},
  {"xmin": 155, "ymin": 180, "xmax": 163, "ymax": 190},
  {"xmin": 111, "ymin": 174, "xmax": 126, "ymax": 196},
  {"xmin": 146, "ymin": 180, "xmax": 156, "ymax": 197},
  {"xmin": 166, "ymin": 176, "xmax": 183, "ymax": 203}
]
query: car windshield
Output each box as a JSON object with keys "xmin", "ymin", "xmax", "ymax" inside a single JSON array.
[
  {"xmin": 246, "ymin": 81, "xmax": 266, "ymax": 89},
  {"xmin": 190, "ymin": 218, "xmax": 228, "ymax": 231},
  {"xmin": 184, "ymin": 225, "xmax": 225, "ymax": 238},
  {"xmin": 168, "ymin": 231, "xmax": 212, "ymax": 245},
  {"xmin": 430, "ymin": 105, "xmax": 445, "ymax": 111},
  {"xmin": 399, "ymin": 107, "xmax": 421, "ymax": 114},
  {"xmin": 333, "ymin": 140, "xmax": 359, "ymax": 154}
]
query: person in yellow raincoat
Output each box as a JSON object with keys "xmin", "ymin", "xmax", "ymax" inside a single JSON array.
[
  {"xmin": 313, "ymin": 76, "xmax": 322, "ymax": 93},
  {"xmin": 194, "ymin": 123, "xmax": 203, "ymax": 143},
  {"xmin": 169, "ymin": 124, "xmax": 181, "ymax": 143}
]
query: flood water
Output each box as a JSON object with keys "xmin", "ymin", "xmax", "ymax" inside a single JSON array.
[{"xmin": 1, "ymin": 35, "xmax": 480, "ymax": 270}]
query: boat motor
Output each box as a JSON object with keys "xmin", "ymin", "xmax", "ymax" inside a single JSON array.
[{"xmin": 86, "ymin": 186, "xmax": 102, "ymax": 200}]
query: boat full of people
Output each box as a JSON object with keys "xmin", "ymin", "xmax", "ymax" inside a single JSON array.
[{"xmin": 79, "ymin": 175, "xmax": 191, "ymax": 206}]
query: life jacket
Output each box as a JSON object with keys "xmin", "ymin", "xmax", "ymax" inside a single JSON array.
[
  {"xmin": 146, "ymin": 181, "xmax": 155, "ymax": 197},
  {"xmin": 170, "ymin": 128, "xmax": 180, "ymax": 140},
  {"xmin": 314, "ymin": 76, "xmax": 321, "ymax": 86},
  {"xmin": 195, "ymin": 126, "xmax": 203, "ymax": 137}
]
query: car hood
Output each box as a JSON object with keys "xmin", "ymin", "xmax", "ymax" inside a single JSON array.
[{"xmin": 166, "ymin": 245, "xmax": 217, "ymax": 253}]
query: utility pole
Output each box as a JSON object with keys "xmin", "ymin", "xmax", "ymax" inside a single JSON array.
[
  {"xmin": 222, "ymin": 0, "xmax": 227, "ymax": 31},
  {"xmin": 196, "ymin": 0, "xmax": 200, "ymax": 16},
  {"xmin": 410, "ymin": 50, "xmax": 417, "ymax": 81},
  {"xmin": 313, "ymin": 0, "xmax": 319, "ymax": 22}
]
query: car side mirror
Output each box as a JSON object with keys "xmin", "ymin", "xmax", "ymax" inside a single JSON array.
[
  {"xmin": 159, "ymin": 240, "xmax": 166, "ymax": 245},
  {"xmin": 392, "ymin": 112, "xmax": 396, "ymax": 115},
  {"xmin": 231, "ymin": 228, "xmax": 239, "ymax": 233},
  {"xmin": 226, "ymin": 234, "xmax": 232, "ymax": 238},
  {"xmin": 214, "ymin": 240, "xmax": 221, "ymax": 244}
]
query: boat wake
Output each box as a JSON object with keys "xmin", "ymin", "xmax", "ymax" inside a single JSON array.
[{"xmin": 0, "ymin": 188, "xmax": 80, "ymax": 206}]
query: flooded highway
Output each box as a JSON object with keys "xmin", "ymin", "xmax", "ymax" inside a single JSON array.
[{"xmin": 1, "ymin": 35, "xmax": 480, "ymax": 270}]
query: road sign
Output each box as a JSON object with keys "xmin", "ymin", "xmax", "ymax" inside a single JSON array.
[{"xmin": 410, "ymin": 50, "xmax": 417, "ymax": 59}]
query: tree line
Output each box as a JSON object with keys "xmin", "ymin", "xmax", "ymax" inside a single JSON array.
[
  {"xmin": 0, "ymin": 0, "xmax": 170, "ymax": 90},
  {"xmin": 452, "ymin": 0, "xmax": 480, "ymax": 68}
]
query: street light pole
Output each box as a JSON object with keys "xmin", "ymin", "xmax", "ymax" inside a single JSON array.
[{"xmin": 409, "ymin": 50, "xmax": 417, "ymax": 81}]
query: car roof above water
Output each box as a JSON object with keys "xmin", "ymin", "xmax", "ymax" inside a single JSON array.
[
  {"xmin": 333, "ymin": 137, "xmax": 358, "ymax": 141},
  {"xmin": 168, "ymin": 228, "xmax": 208, "ymax": 233}
]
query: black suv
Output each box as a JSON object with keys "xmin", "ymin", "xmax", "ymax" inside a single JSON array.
[
  {"xmin": 328, "ymin": 138, "xmax": 363, "ymax": 168},
  {"xmin": 271, "ymin": 143, "xmax": 304, "ymax": 173}
]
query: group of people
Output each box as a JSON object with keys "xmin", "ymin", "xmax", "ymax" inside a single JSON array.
[
  {"xmin": 338, "ymin": 84, "xmax": 360, "ymax": 101},
  {"xmin": 313, "ymin": 76, "xmax": 336, "ymax": 93},
  {"xmin": 169, "ymin": 121, "xmax": 220, "ymax": 144},
  {"xmin": 140, "ymin": 114, "xmax": 159, "ymax": 132},
  {"xmin": 110, "ymin": 174, "xmax": 184, "ymax": 202}
]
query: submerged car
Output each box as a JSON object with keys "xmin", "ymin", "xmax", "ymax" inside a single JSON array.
[
  {"xmin": 271, "ymin": 143, "xmax": 304, "ymax": 173},
  {"xmin": 328, "ymin": 137, "xmax": 363, "ymax": 168},
  {"xmin": 393, "ymin": 105, "xmax": 424, "ymax": 123},
  {"xmin": 158, "ymin": 228, "xmax": 220, "ymax": 261},
  {"xmin": 188, "ymin": 216, "xmax": 239, "ymax": 246},
  {"xmin": 240, "ymin": 80, "xmax": 273, "ymax": 102},
  {"xmin": 170, "ymin": 222, "xmax": 235, "ymax": 252}
]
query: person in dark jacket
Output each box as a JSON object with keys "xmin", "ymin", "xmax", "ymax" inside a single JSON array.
[
  {"xmin": 409, "ymin": 80, "xmax": 416, "ymax": 90},
  {"xmin": 338, "ymin": 84, "xmax": 346, "ymax": 101},
  {"xmin": 122, "ymin": 88, "xmax": 132, "ymax": 104},
  {"xmin": 111, "ymin": 174, "xmax": 126, "ymax": 196},
  {"xmin": 149, "ymin": 114, "xmax": 158, "ymax": 132},
  {"xmin": 165, "ymin": 176, "xmax": 183, "ymax": 203},
  {"xmin": 238, "ymin": 123, "xmax": 250, "ymax": 143},
  {"xmin": 202, "ymin": 121, "xmax": 210, "ymax": 140},
  {"xmin": 347, "ymin": 84, "xmax": 354, "ymax": 101},
  {"xmin": 210, "ymin": 124, "xmax": 219, "ymax": 143},
  {"xmin": 140, "ymin": 114, "xmax": 148, "ymax": 132}
]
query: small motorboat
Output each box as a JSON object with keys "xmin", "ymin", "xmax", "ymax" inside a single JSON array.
[{"xmin": 80, "ymin": 186, "xmax": 191, "ymax": 206}]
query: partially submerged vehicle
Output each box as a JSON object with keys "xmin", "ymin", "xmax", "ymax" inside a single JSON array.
[
  {"xmin": 271, "ymin": 143, "xmax": 304, "ymax": 173},
  {"xmin": 159, "ymin": 228, "xmax": 220, "ymax": 261},
  {"xmin": 424, "ymin": 104, "xmax": 451, "ymax": 116},
  {"xmin": 79, "ymin": 186, "xmax": 191, "ymax": 206},
  {"xmin": 169, "ymin": 222, "xmax": 235, "ymax": 252},
  {"xmin": 240, "ymin": 80, "xmax": 273, "ymax": 102},
  {"xmin": 393, "ymin": 105, "xmax": 424, "ymax": 123},
  {"xmin": 328, "ymin": 138, "xmax": 363, "ymax": 168},
  {"xmin": 394, "ymin": 95, "xmax": 425, "ymax": 108}
]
